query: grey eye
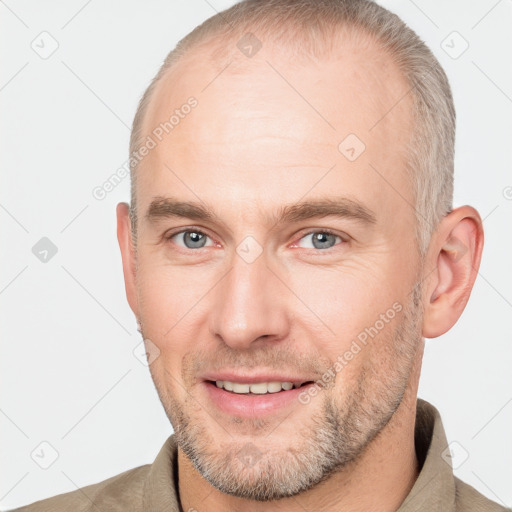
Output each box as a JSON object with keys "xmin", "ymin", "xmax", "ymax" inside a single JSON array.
[
  {"xmin": 173, "ymin": 230, "xmax": 212, "ymax": 249},
  {"xmin": 298, "ymin": 232, "xmax": 341, "ymax": 250}
]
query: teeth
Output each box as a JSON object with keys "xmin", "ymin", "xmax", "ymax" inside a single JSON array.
[
  {"xmin": 266, "ymin": 382, "xmax": 283, "ymax": 393},
  {"xmin": 249, "ymin": 382, "xmax": 270, "ymax": 394},
  {"xmin": 232, "ymin": 383, "xmax": 250, "ymax": 393},
  {"xmin": 214, "ymin": 380, "xmax": 301, "ymax": 394}
]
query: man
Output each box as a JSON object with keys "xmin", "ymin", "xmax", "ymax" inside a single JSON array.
[{"xmin": 8, "ymin": 0, "xmax": 508, "ymax": 511}]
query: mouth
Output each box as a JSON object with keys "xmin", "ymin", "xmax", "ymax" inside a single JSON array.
[
  {"xmin": 202, "ymin": 379, "xmax": 316, "ymax": 417},
  {"xmin": 207, "ymin": 379, "xmax": 314, "ymax": 394}
]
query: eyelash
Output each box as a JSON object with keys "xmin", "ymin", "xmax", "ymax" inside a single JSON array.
[{"xmin": 164, "ymin": 227, "xmax": 348, "ymax": 252}]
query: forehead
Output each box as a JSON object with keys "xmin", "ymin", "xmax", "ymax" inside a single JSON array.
[{"xmin": 136, "ymin": 35, "xmax": 415, "ymax": 227}]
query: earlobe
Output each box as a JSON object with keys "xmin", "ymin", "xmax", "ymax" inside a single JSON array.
[
  {"xmin": 116, "ymin": 202, "xmax": 140, "ymax": 319},
  {"xmin": 422, "ymin": 206, "xmax": 484, "ymax": 338}
]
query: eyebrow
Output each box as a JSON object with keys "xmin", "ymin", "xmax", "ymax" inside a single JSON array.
[{"xmin": 145, "ymin": 195, "xmax": 377, "ymax": 228}]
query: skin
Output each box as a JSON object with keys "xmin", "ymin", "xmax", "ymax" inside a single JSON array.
[{"xmin": 116, "ymin": 32, "xmax": 483, "ymax": 512}]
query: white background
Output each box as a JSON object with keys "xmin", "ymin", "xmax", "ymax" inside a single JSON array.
[{"xmin": 1, "ymin": 0, "xmax": 511, "ymax": 509}]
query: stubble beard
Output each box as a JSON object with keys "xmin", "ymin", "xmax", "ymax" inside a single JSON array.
[{"xmin": 145, "ymin": 282, "xmax": 424, "ymax": 502}]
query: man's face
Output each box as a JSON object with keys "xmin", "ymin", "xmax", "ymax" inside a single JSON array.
[{"xmin": 127, "ymin": 37, "xmax": 425, "ymax": 501}]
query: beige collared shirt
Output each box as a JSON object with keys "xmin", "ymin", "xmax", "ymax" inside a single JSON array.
[{"xmin": 7, "ymin": 398, "xmax": 509, "ymax": 511}]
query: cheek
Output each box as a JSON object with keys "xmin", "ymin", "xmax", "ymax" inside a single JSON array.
[
  {"xmin": 135, "ymin": 266, "xmax": 203, "ymax": 387},
  {"xmin": 289, "ymin": 266, "xmax": 398, "ymax": 351},
  {"xmin": 136, "ymin": 261, "xmax": 212, "ymax": 332}
]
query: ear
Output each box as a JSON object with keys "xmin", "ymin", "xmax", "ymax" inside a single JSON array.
[
  {"xmin": 422, "ymin": 205, "xmax": 484, "ymax": 338},
  {"xmin": 116, "ymin": 202, "xmax": 140, "ymax": 320}
]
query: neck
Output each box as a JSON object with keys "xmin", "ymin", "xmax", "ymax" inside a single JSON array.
[{"xmin": 178, "ymin": 346, "xmax": 423, "ymax": 512}]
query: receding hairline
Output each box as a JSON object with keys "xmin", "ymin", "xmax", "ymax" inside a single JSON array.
[{"xmin": 133, "ymin": 21, "xmax": 405, "ymax": 154}]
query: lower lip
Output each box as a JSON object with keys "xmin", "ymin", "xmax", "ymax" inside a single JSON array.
[{"xmin": 203, "ymin": 381, "xmax": 313, "ymax": 417}]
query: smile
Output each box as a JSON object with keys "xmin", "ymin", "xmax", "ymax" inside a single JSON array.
[
  {"xmin": 203, "ymin": 380, "xmax": 316, "ymax": 417},
  {"xmin": 212, "ymin": 380, "xmax": 311, "ymax": 394}
]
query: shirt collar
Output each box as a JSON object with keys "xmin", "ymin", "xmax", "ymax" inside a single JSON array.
[
  {"xmin": 142, "ymin": 432, "xmax": 181, "ymax": 511},
  {"xmin": 397, "ymin": 398, "xmax": 456, "ymax": 511},
  {"xmin": 142, "ymin": 398, "xmax": 456, "ymax": 511}
]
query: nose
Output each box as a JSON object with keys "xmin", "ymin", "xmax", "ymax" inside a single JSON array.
[{"xmin": 209, "ymin": 251, "xmax": 290, "ymax": 350}]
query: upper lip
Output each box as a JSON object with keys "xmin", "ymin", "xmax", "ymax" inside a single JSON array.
[{"xmin": 201, "ymin": 372, "xmax": 315, "ymax": 385}]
